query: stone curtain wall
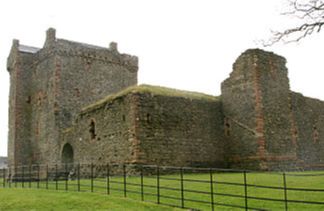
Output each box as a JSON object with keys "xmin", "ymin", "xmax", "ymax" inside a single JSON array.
[
  {"xmin": 63, "ymin": 94, "xmax": 136, "ymax": 165},
  {"xmin": 66, "ymin": 86, "xmax": 225, "ymax": 168},
  {"xmin": 291, "ymin": 93, "xmax": 324, "ymax": 168},
  {"xmin": 134, "ymin": 92, "xmax": 225, "ymax": 168}
]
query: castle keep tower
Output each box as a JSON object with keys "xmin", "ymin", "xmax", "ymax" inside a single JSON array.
[
  {"xmin": 7, "ymin": 28, "xmax": 138, "ymax": 167},
  {"xmin": 7, "ymin": 40, "xmax": 36, "ymax": 167},
  {"xmin": 221, "ymin": 49, "xmax": 298, "ymax": 170}
]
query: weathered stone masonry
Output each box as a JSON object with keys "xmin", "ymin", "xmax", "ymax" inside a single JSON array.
[
  {"xmin": 6, "ymin": 28, "xmax": 324, "ymax": 172},
  {"xmin": 221, "ymin": 49, "xmax": 324, "ymax": 170},
  {"xmin": 62, "ymin": 86, "xmax": 225, "ymax": 168},
  {"xmin": 7, "ymin": 28, "xmax": 138, "ymax": 168}
]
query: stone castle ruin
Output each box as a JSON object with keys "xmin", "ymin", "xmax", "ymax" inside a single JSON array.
[{"xmin": 7, "ymin": 28, "xmax": 324, "ymax": 172}]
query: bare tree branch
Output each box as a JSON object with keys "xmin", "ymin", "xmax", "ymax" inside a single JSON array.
[{"xmin": 264, "ymin": 0, "xmax": 324, "ymax": 46}]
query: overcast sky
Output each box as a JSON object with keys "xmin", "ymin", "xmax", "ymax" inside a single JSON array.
[{"xmin": 0, "ymin": 0, "xmax": 324, "ymax": 156}]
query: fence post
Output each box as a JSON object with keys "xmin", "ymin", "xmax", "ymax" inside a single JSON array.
[
  {"xmin": 210, "ymin": 168, "xmax": 214, "ymax": 211},
  {"xmin": 46, "ymin": 165, "xmax": 48, "ymax": 189},
  {"xmin": 157, "ymin": 166, "xmax": 160, "ymax": 204},
  {"xmin": 29, "ymin": 165, "xmax": 31, "ymax": 188},
  {"xmin": 180, "ymin": 167, "xmax": 184, "ymax": 208},
  {"xmin": 65, "ymin": 163, "xmax": 68, "ymax": 191},
  {"xmin": 3, "ymin": 168, "xmax": 5, "ymax": 188},
  {"xmin": 243, "ymin": 171, "xmax": 248, "ymax": 211},
  {"xmin": 91, "ymin": 163, "xmax": 94, "ymax": 192},
  {"xmin": 55, "ymin": 164, "xmax": 58, "ymax": 190},
  {"xmin": 283, "ymin": 172, "xmax": 288, "ymax": 211},
  {"xmin": 77, "ymin": 163, "xmax": 80, "ymax": 192},
  {"xmin": 22, "ymin": 166, "xmax": 25, "ymax": 188},
  {"xmin": 123, "ymin": 164, "xmax": 127, "ymax": 197},
  {"xmin": 141, "ymin": 165, "xmax": 144, "ymax": 201},
  {"xmin": 9, "ymin": 167, "xmax": 11, "ymax": 188},
  {"xmin": 14, "ymin": 165, "xmax": 17, "ymax": 187},
  {"xmin": 106, "ymin": 164, "xmax": 110, "ymax": 195},
  {"xmin": 37, "ymin": 165, "xmax": 40, "ymax": 189}
]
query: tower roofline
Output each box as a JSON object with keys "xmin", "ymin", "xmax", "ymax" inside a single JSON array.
[
  {"xmin": 7, "ymin": 39, "xmax": 20, "ymax": 72},
  {"xmin": 6, "ymin": 28, "xmax": 138, "ymax": 72}
]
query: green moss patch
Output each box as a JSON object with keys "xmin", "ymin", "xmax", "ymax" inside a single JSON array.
[{"xmin": 81, "ymin": 84, "xmax": 219, "ymax": 114}]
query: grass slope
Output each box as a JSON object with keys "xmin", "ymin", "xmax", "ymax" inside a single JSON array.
[{"xmin": 0, "ymin": 188, "xmax": 181, "ymax": 211}]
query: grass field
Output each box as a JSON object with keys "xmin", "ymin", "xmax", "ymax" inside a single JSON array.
[
  {"xmin": 0, "ymin": 188, "xmax": 181, "ymax": 211},
  {"xmin": 1, "ymin": 171, "xmax": 324, "ymax": 210}
]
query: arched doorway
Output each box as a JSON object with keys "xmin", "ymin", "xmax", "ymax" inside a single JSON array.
[{"xmin": 62, "ymin": 143, "xmax": 74, "ymax": 166}]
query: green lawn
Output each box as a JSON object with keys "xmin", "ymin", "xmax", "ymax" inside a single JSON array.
[
  {"xmin": 0, "ymin": 188, "xmax": 181, "ymax": 211},
  {"xmin": 2, "ymin": 171, "xmax": 324, "ymax": 210}
]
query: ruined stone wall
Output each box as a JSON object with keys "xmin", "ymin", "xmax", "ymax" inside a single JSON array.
[
  {"xmin": 256, "ymin": 51, "xmax": 297, "ymax": 170},
  {"xmin": 62, "ymin": 94, "xmax": 136, "ymax": 165},
  {"xmin": 221, "ymin": 50, "xmax": 259, "ymax": 169},
  {"xmin": 134, "ymin": 91, "xmax": 225, "ymax": 167},
  {"xmin": 222, "ymin": 49, "xmax": 297, "ymax": 170},
  {"xmin": 291, "ymin": 93, "xmax": 324, "ymax": 168}
]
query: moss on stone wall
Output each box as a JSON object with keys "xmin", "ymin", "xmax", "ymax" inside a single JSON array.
[
  {"xmin": 81, "ymin": 84, "xmax": 218, "ymax": 114},
  {"xmin": 70, "ymin": 89, "xmax": 224, "ymax": 168}
]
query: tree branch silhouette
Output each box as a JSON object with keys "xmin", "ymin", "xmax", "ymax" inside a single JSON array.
[{"xmin": 265, "ymin": 0, "xmax": 324, "ymax": 46}]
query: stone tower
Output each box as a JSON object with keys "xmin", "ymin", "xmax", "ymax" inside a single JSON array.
[
  {"xmin": 221, "ymin": 49, "xmax": 297, "ymax": 170},
  {"xmin": 7, "ymin": 28, "xmax": 138, "ymax": 168},
  {"xmin": 7, "ymin": 39, "xmax": 35, "ymax": 168}
]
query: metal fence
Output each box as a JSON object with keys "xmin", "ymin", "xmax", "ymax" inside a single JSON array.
[{"xmin": 1, "ymin": 163, "xmax": 324, "ymax": 210}]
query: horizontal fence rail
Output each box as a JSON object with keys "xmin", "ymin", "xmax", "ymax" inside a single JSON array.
[{"xmin": 1, "ymin": 164, "xmax": 324, "ymax": 210}]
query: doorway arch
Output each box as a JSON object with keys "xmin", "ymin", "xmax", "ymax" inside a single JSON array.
[{"xmin": 61, "ymin": 143, "xmax": 74, "ymax": 166}]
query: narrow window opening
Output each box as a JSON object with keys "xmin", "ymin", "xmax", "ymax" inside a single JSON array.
[
  {"xmin": 224, "ymin": 118, "xmax": 231, "ymax": 137},
  {"xmin": 74, "ymin": 88, "xmax": 80, "ymax": 97},
  {"xmin": 37, "ymin": 96, "xmax": 42, "ymax": 106},
  {"xmin": 146, "ymin": 113, "xmax": 152, "ymax": 123},
  {"xmin": 89, "ymin": 119, "xmax": 96, "ymax": 139},
  {"xmin": 313, "ymin": 125, "xmax": 319, "ymax": 143},
  {"xmin": 26, "ymin": 96, "xmax": 31, "ymax": 104}
]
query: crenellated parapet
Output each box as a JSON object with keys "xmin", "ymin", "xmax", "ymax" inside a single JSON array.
[{"xmin": 7, "ymin": 28, "xmax": 138, "ymax": 73}]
